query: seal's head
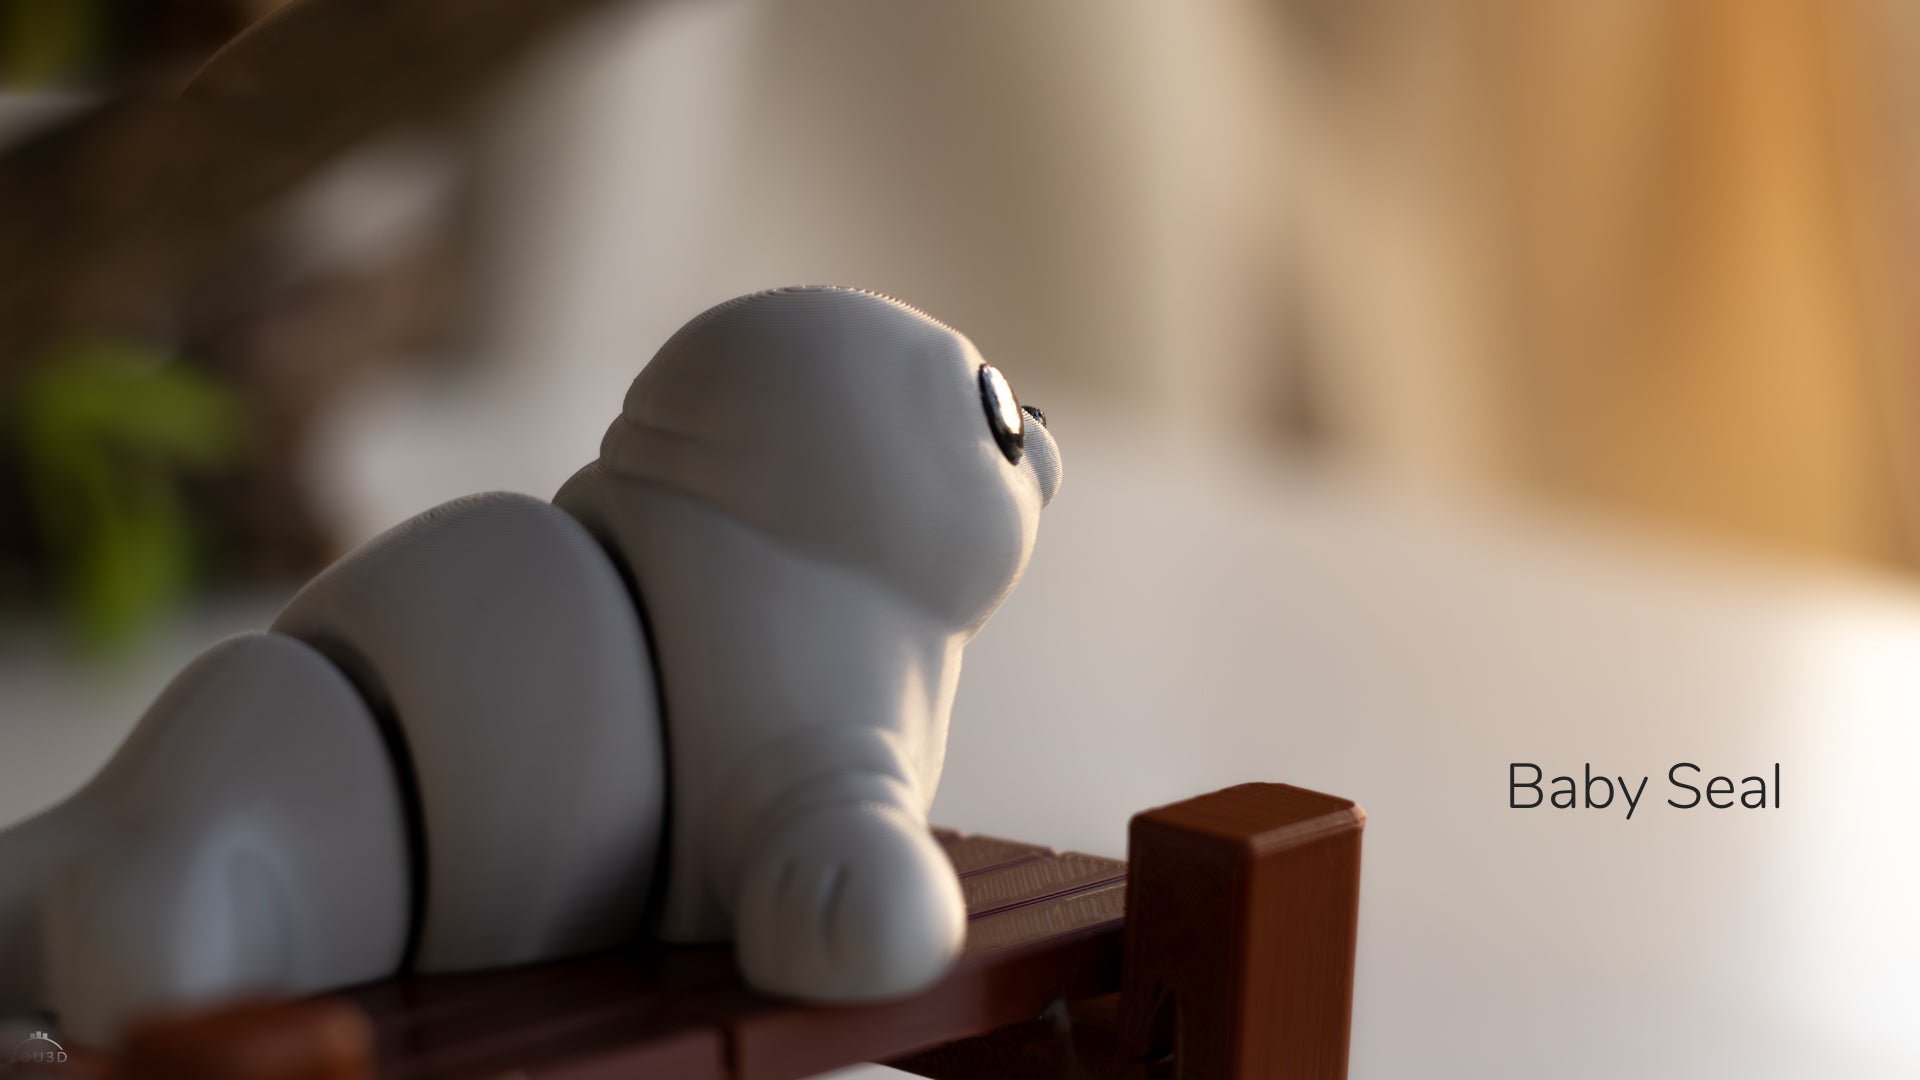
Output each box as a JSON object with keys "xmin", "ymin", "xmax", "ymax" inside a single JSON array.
[
  {"xmin": 562, "ymin": 288, "xmax": 1061, "ymax": 999},
  {"xmin": 600, "ymin": 286, "xmax": 1062, "ymax": 628}
]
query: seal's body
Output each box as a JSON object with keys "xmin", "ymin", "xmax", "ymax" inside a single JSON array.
[{"xmin": 0, "ymin": 287, "xmax": 1061, "ymax": 1042}]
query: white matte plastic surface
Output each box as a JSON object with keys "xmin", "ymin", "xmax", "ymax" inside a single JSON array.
[
  {"xmin": 273, "ymin": 491, "xmax": 664, "ymax": 973},
  {"xmin": 557, "ymin": 285, "xmax": 1060, "ymax": 999},
  {"xmin": 0, "ymin": 633, "xmax": 409, "ymax": 1043}
]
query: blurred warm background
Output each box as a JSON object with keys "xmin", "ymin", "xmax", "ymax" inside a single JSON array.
[{"xmin": 3, "ymin": 1, "xmax": 1918, "ymax": 1076}]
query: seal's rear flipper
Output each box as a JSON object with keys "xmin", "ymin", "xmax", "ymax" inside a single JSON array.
[{"xmin": 27, "ymin": 633, "xmax": 409, "ymax": 1044}]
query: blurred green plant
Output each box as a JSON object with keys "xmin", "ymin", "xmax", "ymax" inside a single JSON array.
[
  {"xmin": 16, "ymin": 337, "xmax": 246, "ymax": 652},
  {"xmin": 0, "ymin": 0, "xmax": 104, "ymax": 87}
]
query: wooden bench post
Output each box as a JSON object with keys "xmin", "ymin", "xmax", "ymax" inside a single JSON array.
[{"xmin": 1120, "ymin": 783, "xmax": 1365, "ymax": 1079}]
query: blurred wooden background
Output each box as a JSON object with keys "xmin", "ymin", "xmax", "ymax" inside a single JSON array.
[
  {"xmin": 5, "ymin": 0, "xmax": 1920, "ymax": 654},
  {"xmin": 1276, "ymin": 0, "xmax": 1920, "ymax": 566}
]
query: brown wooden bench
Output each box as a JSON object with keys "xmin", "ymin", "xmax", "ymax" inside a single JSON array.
[{"xmin": 96, "ymin": 783, "xmax": 1362, "ymax": 1080}]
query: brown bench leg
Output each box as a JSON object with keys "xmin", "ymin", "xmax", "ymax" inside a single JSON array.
[{"xmin": 1120, "ymin": 783, "xmax": 1365, "ymax": 1079}]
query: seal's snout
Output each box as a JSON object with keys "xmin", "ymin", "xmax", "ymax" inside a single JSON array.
[{"xmin": 1021, "ymin": 406, "xmax": 1063, "ymax": 508}]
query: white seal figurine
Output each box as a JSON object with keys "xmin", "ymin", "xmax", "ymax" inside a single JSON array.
[{"xmin": 0, "ymin": 286, "xmax": 1063, "ymax": 1042}]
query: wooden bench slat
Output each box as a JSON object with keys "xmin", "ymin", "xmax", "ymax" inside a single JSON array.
[
  {"xmin": 727, "ymin": 889, "xmax": 1124, "ymax": 1080},
  {"xmin": 937, "ymin": 833, "xmax": 1055, "ymax": 878},
  {"xmin": 959, "ymin": 853, "xmax": 1125, "ymax": 919},
  {"xmin": 93, "ymin": 784, "xmax": 1365, "ymax": 1080},
  {"xmin": 333, "ymin": 831, "xmax": 1124, "ymax": 1078}
]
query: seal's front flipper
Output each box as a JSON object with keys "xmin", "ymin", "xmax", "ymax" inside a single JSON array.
[{"xmin": 733, "ymin": 794, "xmax": 964, "ymax": 1001}]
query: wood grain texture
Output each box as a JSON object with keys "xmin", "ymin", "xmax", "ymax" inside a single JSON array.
[
  {"xmin": 99, "ymin": 788, "xmax": 1364, "ymax": 1079},
  {"xmin": 935, "ymin": 830, "xmax": 1053, "ymax": 878},
  {"xmin": 346, "ymin": 833, "xmax": 1123, "ymax": 1080},
  {"xmin": 1119, "ymin": 783, "xmax": 1365, "ymax": 1080},
  {"xmin": 959, "ymin": 853, "xmax": 1126, "ymax": 919},
  {"xmin": 898, "ymin": 784, "xmax": 1367, "ymax": 1080},
  {"xmin": 112, "ymin": 998, "xmax": 375, "ymax": 1080},
  {"xmin": 889, "ymin": 995, "xmax": 1168, "ymax": 1080},
  {"xmin": 102, "ymin": 831, "xmax": 1125, "ymax": 1079}
]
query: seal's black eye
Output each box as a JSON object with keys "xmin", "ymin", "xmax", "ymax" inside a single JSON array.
[{"xmin": 979, "ymin": 364, "xmax": 1025, "ymax": 464}]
